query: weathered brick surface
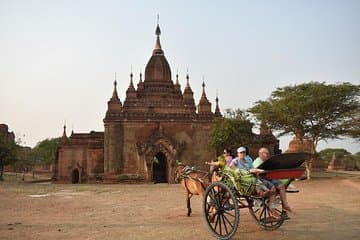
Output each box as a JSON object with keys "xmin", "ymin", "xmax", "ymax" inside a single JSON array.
[{"xmin": 54, "ymin": 24, "xmax": 279, "ymax": 183}]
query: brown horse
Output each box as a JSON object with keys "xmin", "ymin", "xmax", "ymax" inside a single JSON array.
[{"xmin": 174, "ymin": 164, "xmax": 213, "ymax": 216}]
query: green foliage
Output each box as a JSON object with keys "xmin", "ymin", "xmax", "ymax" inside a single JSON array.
[
  {"xmin": 313, "ymin": 148, "xmax": 360, "ymax": 170},
  {"xmin": 249, "ymin": 82, "xmax": 360, "ymax": 178},
  {"xmin": 0, "ymin": 134, "xmax": 18, "ymax": 180},
  {"xmin": 14, "ymin": 147, "xmax": 32, "ymax": 169},
  {"xmin": 341, "ymin": 114, "xmax": 360, "ymax": 141},
  {"xmin": 0, "ymin": 139, "xmax": 16, "ymax": 166},
  {"xmin": 318, "ymin": 148, "xmax": 352, "ymax": 165},
  {"xmin": 209, "ymin": 109, "xmax": 254, "ymax": 153},
  {"xmin": 354, "ymin": 152, "xmax": 360, "ymax": 170},
  {"xmin": 31, "ymin": 138, "xmax": 60, "ymax": 166},
  {"xmin": 250, "ymin": 82, "xmax": 360, "ymax": 147}
]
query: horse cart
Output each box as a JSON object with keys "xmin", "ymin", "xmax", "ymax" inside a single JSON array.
[{"xmin": 202, "ymin": 152, "xmax": 309, "ymax": 240}]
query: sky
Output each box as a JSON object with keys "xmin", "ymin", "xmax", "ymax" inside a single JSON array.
[{"xmin": 1, "ymin": 0, "xmax": 359, "ymax": 153}]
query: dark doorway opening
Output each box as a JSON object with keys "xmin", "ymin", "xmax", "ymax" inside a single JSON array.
[
  {"xmin": 153, "ymin": 152, "xmax": 167, "ymax": 183},
  {"xmin": 72, "ymin": 169, "xmax": 79, "ymax": 184}
]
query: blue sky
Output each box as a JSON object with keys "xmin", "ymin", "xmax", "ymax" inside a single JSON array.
[{"xmin": 0, "ymin": 0, "xmax": 359, "ymax": 153}]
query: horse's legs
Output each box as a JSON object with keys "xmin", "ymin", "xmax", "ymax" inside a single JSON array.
[{"xmin": 187, "ymin": 193, "xmax": 193, "ymax": 216}]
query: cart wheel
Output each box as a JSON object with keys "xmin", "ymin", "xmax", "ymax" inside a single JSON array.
[
  {"xmin": 202, "ymin": 182, "xmax": 239, "ymax": 240},
  {"xmin": 248, "ymin": 195, "xmax": 284, "ymax": 230}
]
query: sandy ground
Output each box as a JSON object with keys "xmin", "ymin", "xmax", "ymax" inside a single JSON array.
[{"xmin": 1, "ymin": 172, "xmax": 360, "ymax": 240}]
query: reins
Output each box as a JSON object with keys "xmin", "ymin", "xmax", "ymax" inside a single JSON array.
[{"xmin": 178, "ymin": 166, "xmax": 210, "ymax": 190}]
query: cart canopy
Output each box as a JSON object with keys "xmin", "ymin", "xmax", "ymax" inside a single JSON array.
[{"xmin": 257, "ymin": 152, "xmax": 311, "ymax": 170}]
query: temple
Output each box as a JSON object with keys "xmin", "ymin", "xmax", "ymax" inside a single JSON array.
[
  {"xmin": 55, "ymin": 23, "xmax": 221, "ymax": 183},
  {"xmin": 54, "ymin": 23, "xmax": 280, "ymax": 183}
]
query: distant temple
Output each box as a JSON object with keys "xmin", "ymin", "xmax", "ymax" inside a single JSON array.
[
  {"xmin": 0, "ymin": 124, "xmax": 15, "ymax": 144},
  {"xmin": 286, "ymin": 136, "xmax": 324, "ymax": 170},
  {"xmin": 327, "ymin": 152, "xmax": 345, "ymax": 171},
  {"xmin": 54, "ymin": 23, "xmax": 280, "ymax": 183}
]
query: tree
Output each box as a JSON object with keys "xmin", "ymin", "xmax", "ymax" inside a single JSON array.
[
  {"xmin": 318, "ymin": 148, "xmax": 353, "ymax": 166},
  {"xmin": 250, "ymin": 82, "xmax": 360, "ymax": 179},
  {"xmin": 209, "ymin": 109, "xmax": 254, "ymax": 154},
  {"xmin": 341, "ymin": 113, "xmax": 360, "ymax": 141},
  {"xmin": 15, "ymin": 146, "xmax": 32, "ymax": 180},
  {"xmin": 354, "ymin": 152, "xmax": 360, "ymax": 170},
  {"xmin": 31, "ymin": 138, "xmax": 60, "ymax": 168},
  {"xmin": 0, "ymin": 135, "xmax": 17, "ymax": 180},
  {"xmin": 323, "ymin": 148, "xmax": 360, "ymax": 170}
]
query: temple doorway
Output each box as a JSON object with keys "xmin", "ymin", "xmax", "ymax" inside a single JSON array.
[
  {"xmin": 153, "ymin": 152, "xmax": 167, "ymax": 183},
  {"xmin": 72, "ymin": 169, "xmax": 79, "ymax": 184}
]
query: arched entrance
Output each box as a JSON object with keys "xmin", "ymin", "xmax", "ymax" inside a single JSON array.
[
  {"xmin": 153, "ymin": 152, "xmax": 167, "ymax": 183},
  {"xmin": 72, "ymin": 169, "xmax": 79, "ymax": 184}
]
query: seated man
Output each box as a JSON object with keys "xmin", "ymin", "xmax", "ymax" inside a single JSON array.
[
  {"xmin": 231, "ymin": 146, "xmax": 281, "ymax": 218},
  {"xmin": 253, "ymin": 147, "xmax": 292, "ymax": 212}
]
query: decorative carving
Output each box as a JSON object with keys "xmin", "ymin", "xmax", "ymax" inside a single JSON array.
[
  {"xmin": 136, "ymin": 126, "xmax": 186, "ymax": 169},
  {"xmin": 136, "ymin": 142, "xmax": 148, "ymax": 155}
]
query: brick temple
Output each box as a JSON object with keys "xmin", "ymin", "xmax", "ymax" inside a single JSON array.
[{"xmin": 54, "ymin": 23, "xmax": 280, "ymax": 183}]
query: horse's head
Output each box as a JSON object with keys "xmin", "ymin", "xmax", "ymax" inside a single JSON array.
[{"xmin": 174, "ymin": 163, "xmax": 186, "ymax": 183}]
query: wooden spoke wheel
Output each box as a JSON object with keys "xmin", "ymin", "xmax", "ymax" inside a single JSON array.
[
  {"xmin": 202, "ymin": 182, "xmax": 239, "ymax": 240},
  {"xmin": 248, "ymin": 195, "xmax": 284, "ymax": 230}
]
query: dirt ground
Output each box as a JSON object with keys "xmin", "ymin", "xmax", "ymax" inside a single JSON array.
[{"xmin": 1, "ymin": 172, "xmax": 360, "ymax": 240}]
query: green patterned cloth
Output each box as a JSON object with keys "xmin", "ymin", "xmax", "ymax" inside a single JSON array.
[{"xmin": 222, "ymin": 166, "xmax": 257, "ymax": 196}]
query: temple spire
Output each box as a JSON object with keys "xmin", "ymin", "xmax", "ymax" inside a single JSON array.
[
  {"xmin": 175, "ymin": 70, "xmax": 179, "ymax": 85},
  {"xmin": 184, "ymin": 72, "xmax": 193, "ymax": 92},
  {"xmin": 125, "ymin": 71, "xmax": 137, "ymax": 99},
  {"xmin": 182, "ymin": 72, "xmax": 195, "ymax": 112},
  {"xmin": 201, "ymin": 80, "xmax": 208, "ymax": 99},
  {"xmin": 186, "ymin": 71, "xmax": 190, "ymax": 86},
  {"xmin": 215, "ymin": 90, "xmax": 222, "ymax": 117},
  {"xmin": 111, "ymin": 72, "xmax": 119, "ymax": 100},
  {"xmin": 62, "ymin": 124, "xmax": 67, "ymax": 138},
  {"xmin": 129, "ymin": 72, "xmax": 134, "ymax": 87},
  {"xmin": 106, "ymin": 73, "xmax": 122, "ymax": 115},
  {"xmin": 198, "ymin": 80, "xmax": 212, "ymax": 114},
  {"xmin": 137, "ymin": 70, "xmax": 144, "ymax": 93},
  {"xmin": 153, "ymin": 16, "xmax": 163, "ymax": 55},
  {"xmin": 173, "ymin": 69, "xmax": 182, "ymax": 96},
  {"xmin": 202, "ymin": 80, "xmax": 205, "ymax": 91},
  {"xmin": 61, "ymin": 123, "xmax": 68, "ymax": 143}
]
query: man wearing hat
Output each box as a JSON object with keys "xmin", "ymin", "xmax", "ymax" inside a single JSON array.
[{"xmin": 230, "ymin": 147, "xmax": 261, "ymax": 173}]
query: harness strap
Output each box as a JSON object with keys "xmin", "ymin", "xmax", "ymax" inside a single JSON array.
[
  {"xmin": 183, "ymin": 172, "xmax": 208, "ymax": 191},
  {"xmin": 179, "ymin": 166, "xmax": 209, "ymax": 185}
]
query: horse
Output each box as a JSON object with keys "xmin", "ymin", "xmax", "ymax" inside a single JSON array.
[{"xmin": 174, "ymin": 163, "xmax": 212, "ymax": 216}]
